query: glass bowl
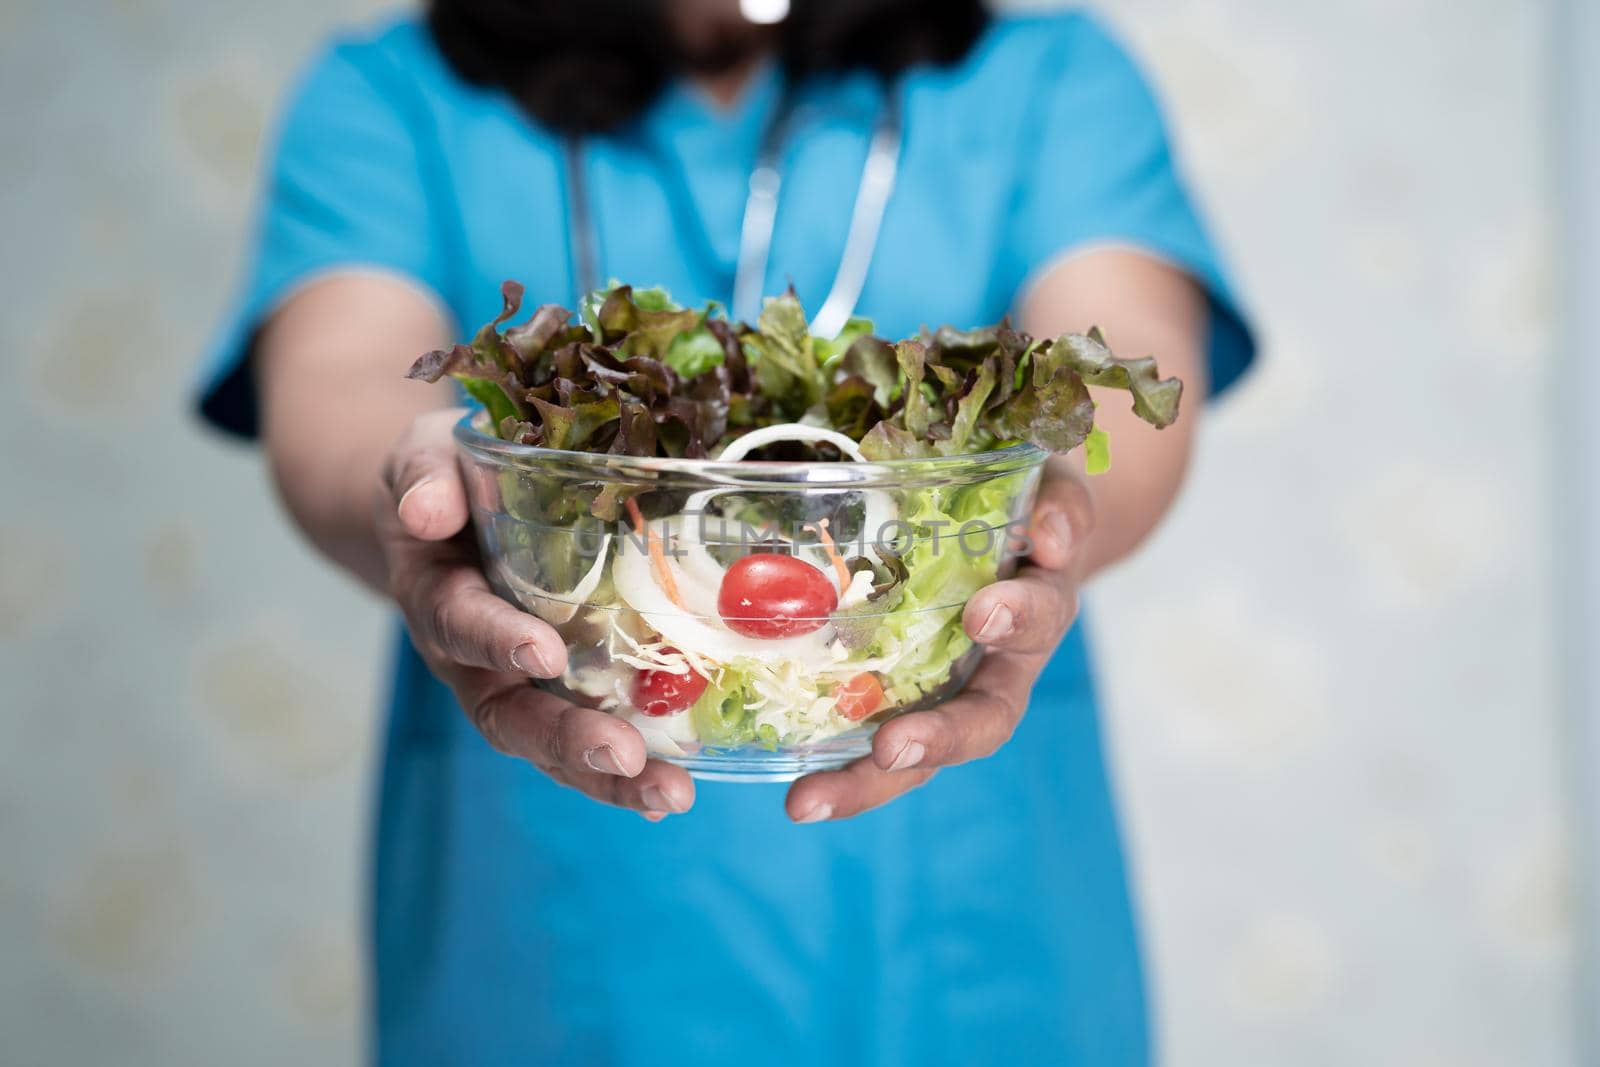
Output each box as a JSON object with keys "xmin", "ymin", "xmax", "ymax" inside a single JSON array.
[{"xmin": 454, "ymin": 414, "xmax": 1047, "ymax": 781}]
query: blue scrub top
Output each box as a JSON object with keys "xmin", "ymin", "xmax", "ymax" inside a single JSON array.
[{"xmin": 199, "ymin": 11, "xmax": 1253, "ymax": 1065}]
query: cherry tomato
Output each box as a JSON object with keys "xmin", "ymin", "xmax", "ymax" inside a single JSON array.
[
  {"xmin": 717, "ymin": 553, "xmax": 839, "ymax": 639},
  {"xmin": 632, "ymin": 654, "xmax": 708, "ymax": 716},
  {"xmin": 835, "ymin": 672, "xmax": 886, "ymax": 722}
]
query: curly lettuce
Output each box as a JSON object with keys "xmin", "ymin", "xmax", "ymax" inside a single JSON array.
[{"xmin": 410, "ymin": 281, "xmax": 1183, "ymax": 471}]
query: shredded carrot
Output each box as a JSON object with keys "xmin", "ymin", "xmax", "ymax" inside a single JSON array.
[
  {"xmin": 626, "ymin": 498, "xmax": 687, "ymax": 610},
  {"xmin": 808, "ymin": 517, "xmax": 852, "ymax": 595}
]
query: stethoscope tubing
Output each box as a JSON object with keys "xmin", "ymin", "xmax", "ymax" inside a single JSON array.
[{"xmin": 562, "ymin": 79, "xmax": 901, "ymax": 336}]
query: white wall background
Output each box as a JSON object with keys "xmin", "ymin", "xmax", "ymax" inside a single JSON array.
[
  {"xmin": 1558, "ymin": 0, "xmax": 1600, "ymax": 1059},
  {"xmin": 1085, "ymin": 2, "xmax": 1575, "ymax": 1064},
  {"xmin": 0, "ymin": 1, "xmax": 1576, "ymax": 1064}
]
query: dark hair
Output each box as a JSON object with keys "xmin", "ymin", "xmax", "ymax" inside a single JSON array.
[{"xmin": 428, "ymin": 0, "xmax": 989, "ymax": 135}]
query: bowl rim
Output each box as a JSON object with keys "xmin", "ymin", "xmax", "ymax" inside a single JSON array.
[{"xmin": 451, "ymin": 412, "xmax": 1049, "ymax": 483}]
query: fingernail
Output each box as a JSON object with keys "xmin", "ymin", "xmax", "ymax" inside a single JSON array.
[
  {"xmin": 796, "ymin": 803, "xmax": 833, "ymax": 824},
  {"xmin": 396, "ymin": 479, "xmax": 432, "ymax": 519},
  {"xmin": 584, "ymin": 743, "xmax": 624, "ymax": 776},
  {"xmin": 887, "ymin": 739, "xmax": 925, "ymax": 772},
  {"xmin": 977, "ymin": 603, "xmax": 1015, "ymax": 643},
  {"xmin": 1044, "ymin": 512, "xmax": 1072, "ymax": 556},
  {"xmin": 641, "ymin": 785, "xmax": 682, "ymax": 814},
  {"xmin": 640, "ymin": 811, "xmax": 666, "ymax": 823},
  {"xmin": 511, "ymin": 641, "xmax": 553, "ymax": 677}
]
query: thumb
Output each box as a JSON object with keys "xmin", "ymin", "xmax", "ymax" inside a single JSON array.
[
  {"xmin": 383, "ymin": 408, "xmax": 471, "ymax": 542},
  {"xmin": 1025, "ymin": 457, "xmax": 1094, "ymax": 572}
]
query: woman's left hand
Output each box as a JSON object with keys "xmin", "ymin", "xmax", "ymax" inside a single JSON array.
[{"xmin": 784, "ymin": 457, "xmax": 1095, "ymax": 823}]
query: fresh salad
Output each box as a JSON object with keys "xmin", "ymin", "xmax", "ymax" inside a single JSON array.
[{"xmin": 412, "ymin": 281, "xmax": 1181, "ymax": 759}]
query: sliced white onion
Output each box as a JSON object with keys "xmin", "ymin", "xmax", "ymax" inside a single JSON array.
[
  {"xmin": 634, "ymin": 519, "xmax": 723, "ymax": 619},
  {"xmin": 712, "ymin": 424, "xmax": 903, "ymax": 566},
  {"xmin": 493, "ymin": 534, "xmax": 613, "ymax": 625},
  {"xmin": 625, "ymin": 710, "xmax": 696, "ymax": 757},
  {"xmin": 611, "ymin": 532, "xmax": 837, "ymax": 665},
  {"xmin": 564, "ymin": 661, "xmax": 627, "ymax": 700},
  {"xmin": 658, "ymin": 512, "xmax": 738, "ymax": 595},
  {"xmin": 609, "ymin": 422, "xmax": 906, "ymax": 670},
  {"xmin": 713, "ymin": 422, "xmax": 869, "ymax": 463},
  {"xmin": 836, "ymin": 568, "xmax": 877, "ymax": 610},
  {"xmin": 662, "ymin": 504, "xmax": 836, "ymax": 588}
]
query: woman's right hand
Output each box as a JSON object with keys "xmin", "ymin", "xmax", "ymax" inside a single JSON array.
[{"xmin": 374, "ymin": 408, "xmax": 697, "ymax": 818}]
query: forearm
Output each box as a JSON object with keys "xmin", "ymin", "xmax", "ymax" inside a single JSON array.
[
  {"xmin": 1017, "ymin": 247, "xmax": 1209, "ymax": 577},
  {"xmin": 1063, "ymin": 399, "xmax": 1196, "ymax": 576},
  {"xmin": 261, "ymin": 395, "xmax": 416, "ymax": 592},
  {"xmin": 256, "ymin": 275, "xmax": 454, "ymax": 591}
]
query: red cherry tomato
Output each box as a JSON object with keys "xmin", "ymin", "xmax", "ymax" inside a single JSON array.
[
  {"xmin": 835, "ymin": 672, "xmax": 886, "ymax": 722},
  {"xmin": 717, "ymin": 553, "xmax": 839, "ymax": 639},
  {"xmin": 632, "ymin": 653, "xmax": 708, "ymax": 716}
]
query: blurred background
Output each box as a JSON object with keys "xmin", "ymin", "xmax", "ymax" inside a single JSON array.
[{"xmin": 0, "ymin": 0, "xmax": 1588, "ymax": 1063}]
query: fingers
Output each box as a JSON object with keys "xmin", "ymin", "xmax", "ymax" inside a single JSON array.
[
  {"xmin": 581, "ymin": 758, "xmax": 696, "ymax": 819},
  {"xmin": 785, "ymin": 757, "xmax": 937, "ymax": 823},
  {"xmin": 380, "ymin": 409, "xmax": 566, "ymax": 679},
  {"xmin": 785, "ymin": 649, "xmax": 1044, "ymax": 823},
  {"xmin": 868, "ymin": 652, "xmax": 1037, "ymax": 773},
  {"xmin": 1026, "ymin": 457, "xmax": 1095, "ymax": 572},
  {"xmin": 961, "ymin": 565, "xmax": 1080, "ymax": 656},
  {"xmin": 456, "ymin": 671, "xmax": 697, "ymax": 815},
  {"xmin": 382, "ymin": 408, "xmax": 470, "ymax": 542},
  {"xmin": 406, "ymin": 560, "xmax": 568, "ymax": 677},
  {"xmin": 381, "ymin": 408, "xmax": 696, "ymax": 819}
]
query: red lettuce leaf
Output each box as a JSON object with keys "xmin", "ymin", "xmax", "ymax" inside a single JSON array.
[{"xmin": 409, "ymin": 281, "xmax": 1183, "ymax": 479}]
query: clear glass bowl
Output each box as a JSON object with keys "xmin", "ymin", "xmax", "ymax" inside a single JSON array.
[{"xmin": 455, "ymin": 414, "xmax": 1047, "ymax": 781}]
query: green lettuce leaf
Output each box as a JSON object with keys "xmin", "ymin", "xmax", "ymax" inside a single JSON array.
[
  {"xmin": 816, "ymin": 316, "xmax": 875, "ymax": 368},
  {"xmin": 459, "ymin": 376, "xmax": 522, "ymax": 431},
  {"xmin": 861, "ymin": 474, "xmax": 1028, "ymax": 703},
  {"xmin": 664, "ymin": 326, "xmax": 725, "ymax": 379},
  {"xmin": 877, "ymin": 614, "xmax": 974, "ymax": 707},
  {"xmin": 739, "ymin": 291, "xmax": 824, "ymax": 420},
  {"xmin": 1084, "ymin": 426, "xmax": 1111, "ymax": 475},
  {"xmin": 940, "ymin": 358, "xmax": 997, "ymax": 455},
  {"xmin": 857, "ymin": 421, "xmax": 923, "ymax": 461},
  {"xmin": 631, "ymin": 285, "xmax": 676, "ymax": 312},
  {"xmin": 838, "ymin": 336, "xmax": 899, "ymax": 408}
]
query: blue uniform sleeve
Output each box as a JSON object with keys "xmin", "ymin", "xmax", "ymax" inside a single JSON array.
[
  {"xmin": 1006, "ymin": 17, "xmax": 1255, "ymax": 397},
  {"xmin": 196, "ymin": 37, "xmax": 450, "ymax": 438}
]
